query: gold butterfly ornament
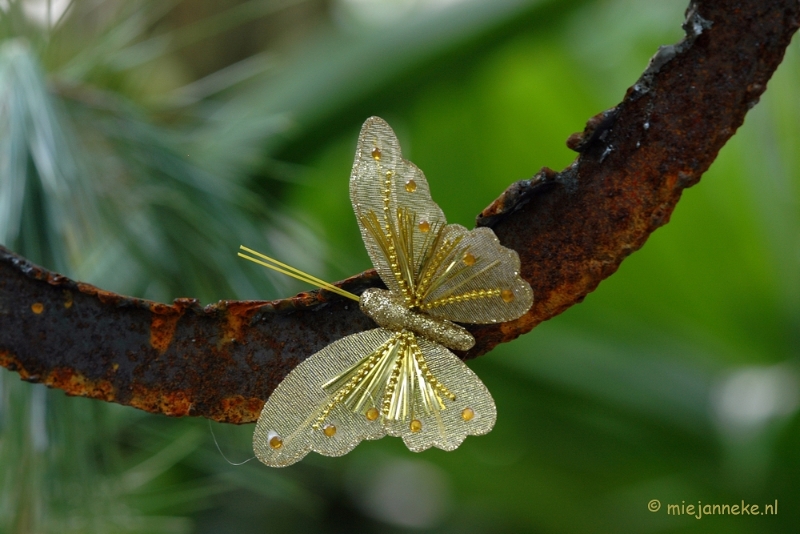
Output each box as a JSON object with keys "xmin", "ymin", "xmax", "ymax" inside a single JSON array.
[{"xmin": 239, "ymin": 117, "xmax": 533, "ymax": 467}]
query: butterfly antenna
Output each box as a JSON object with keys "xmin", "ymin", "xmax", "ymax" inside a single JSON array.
[
  {"xmin": 238, "ymin": 245, "xmax": 360, "ymax": 302},
  {"xmin": 208, "ymin": 420, "xmax": 256, "ymax": 466}
]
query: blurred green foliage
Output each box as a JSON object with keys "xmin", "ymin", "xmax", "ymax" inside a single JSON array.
[{"xmin": 1, "ymin": 0, "xmax": 798, "ymax": 532}]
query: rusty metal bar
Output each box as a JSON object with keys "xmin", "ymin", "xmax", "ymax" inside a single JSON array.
[{"xmin": 1, "ymin": 0, "xmax": 798, "ymax": 423}]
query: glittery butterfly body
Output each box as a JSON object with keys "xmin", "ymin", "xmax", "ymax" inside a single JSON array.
[{"xmin": 253, "ymin": 117, "xmax": 533, "ymax": 467}]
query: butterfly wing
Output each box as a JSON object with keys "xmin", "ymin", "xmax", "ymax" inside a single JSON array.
[
  {"xmin": 350, "ymin": 117, "xmax": 532, "ymax": 323},
  {"xmin": 254, "ymin": 328, "xmax": 396, "ymax": 467},
  {"xmin": 381, "ymin": 334, "xmax": 496, "ymax": 452},
  {"xmin": 416, "ymin": 224, "xmax": 533, "ymax": 324},
  {"xmin": 350, "ymin": 117, "xmax": 447, "ymax": 303},
  {"xmin": 254, "ymin": 327, "xmax": 496, "ymax": 465}
]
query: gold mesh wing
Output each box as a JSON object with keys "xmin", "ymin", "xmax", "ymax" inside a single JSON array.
[
  {"xmin": 253, "ymin": 328, "xmax": 395, "ymax": 467},
  {"xmin": 416, "ymin": 224, "xmax": 533, "ymax": 324},
  {"xmin": 254, "ymin": 328, "xmax": 497, "ymax": 465},
  {"xmin": 382, "ymin": 335, "xmax": 496, "ymax": 452},
  {"xmin": 349, "ymin": 117, "xmax": 446, "ymax": 303}
]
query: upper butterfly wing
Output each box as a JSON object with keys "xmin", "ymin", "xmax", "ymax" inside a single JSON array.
[
  {"xmin": 416, "ymin": 224, "xmax": 533, "ymax": 324},
  {"xmin": 349, "ymin": 117, "xmax": 446, "ymax": 301},
  {"xmin": 254, "ymin": 328, "xmax": 395, "ymax": 467},
  {"xmin": 350, "ymin": 117, "xmax": 532, "ymax": 323},
  {"xmin": 381, "ymin": 335, "xmax": 497, "ymax": 452}
]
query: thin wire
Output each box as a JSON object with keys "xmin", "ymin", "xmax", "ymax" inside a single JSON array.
[
  {"xmin": 238, "ymin": 252, "xmax": 359, "ymax": 301},
  {"xmin": 238, "ymin": 245, "xmax": 360, "ymax": 302},
  {"xmin": 239, "ymin": 245, "xmax": 357, "ymax": 299},
  {"xmin": 208, "ymin": 420, "xmax": 256, "ymax": 466}
]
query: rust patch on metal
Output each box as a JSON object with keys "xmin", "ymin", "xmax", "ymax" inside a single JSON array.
[
  {"xmin": 129, "ymin": 382, "xmax": 194, "ymax": 417},
  {"xmin": 0, "ymin": 350, "xmax": 116, "ymax": 402},
  {"xmin": 149, "ymin": 298, "xmax": 203, "ymax": 353},
  {"xmin": 0, "ymin": 350, "xmax": 22, "ymax": 374},
  {"xmin": 216, "ymin": 300, "xmax": 266, "ymax": 347},
  {"xmin": 150, "ymin": 313, "xmax": 182, "ymax": 354},
  {"xmin": 31, "ymin": 302, "xmax": 44, "ymax": 314},
  {"xmin": 219, "ymin": 395, "xmax": 265, "ymax": 424},
  {"xmin": 150, "ymin": 310, "xmax": 183, "ymax": 354},
  {"xmin": 477, "ymin": 167, "xmax": 559, "ymax": 227},
  {"xmin": 48, "ymin": 366, "xmax": 116, "ymax": 400},
  {"xmin": 75, "ymin": 282, "xmax": 128, "ymax": 306},
  {"xmin": 566, "ymin": 109, "xmax": 619, "ymax": 153}
]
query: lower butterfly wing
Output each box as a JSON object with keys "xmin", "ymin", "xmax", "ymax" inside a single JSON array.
[
  {"xmin": 254, "ymin": 327, "xmax": 496, "ymax": 465},
  {"xmin": 253, "ymin": 328, "xmax": 397, "ymax": 467},
  {"xmin": 382, "ymin": 335, "xmax": 497, "ymax": 452}
]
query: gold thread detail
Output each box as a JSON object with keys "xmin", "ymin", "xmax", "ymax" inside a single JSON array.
[
  {"xmin": 410, "ymin": 337, "xmax": 456, "ymax": 402},
  {"xmin": 420, "ymin": 289, "xmax": 502, "ymax": 311}
]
